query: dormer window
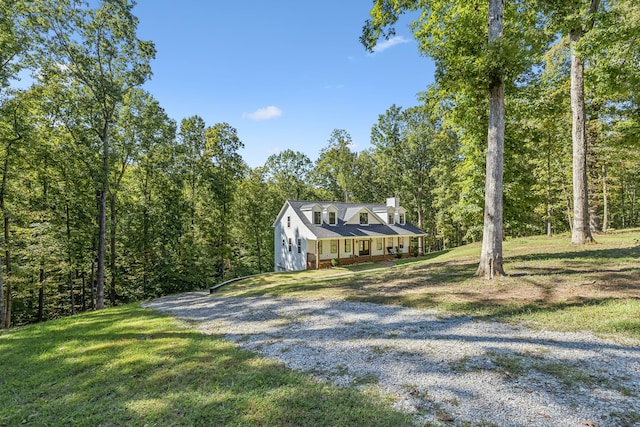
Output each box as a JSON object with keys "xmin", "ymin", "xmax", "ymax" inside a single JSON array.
[
  {"xmin": 359, "ymin": 212, "xmax": 368, "ymax": 225},
  {"xmin": 399, "ymin": 213, "xmax": 405, "ymax": 225},
  {"xmin": 287, "ymin": 216, "xmax": 291, "ymax": 227},
  {"xmin": 313, "ymin": 211, "xmax": 322, "ymax": 225},
  {"xmin": 329, "ymin": 211, "xmax": 336, "ymax": 225},
  {"xmin": 388, "ymin": 213, "xmax": 394, "ymax": 224}
]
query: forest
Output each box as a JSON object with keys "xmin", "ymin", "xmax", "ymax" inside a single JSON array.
[{"xmin": 0, "ymin": 0, "xmax": 638, "ymax": 327}]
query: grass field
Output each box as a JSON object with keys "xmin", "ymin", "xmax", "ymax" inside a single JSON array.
[
  {"xmin": 0, "ymin": 306, "xmax": 413, "ymax": 427},
  {"xmin": 220, "ymin": 229, "xmax": 640, "ymax": 341}
]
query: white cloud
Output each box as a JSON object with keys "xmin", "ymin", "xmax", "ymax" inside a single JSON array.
[
  {"xmin": 242, "ymin": 105, "xmax": 283, "ymax": 121},
  {"xmin": 373, "ymin": 35, "xmax": 410, "ymax": 53}
]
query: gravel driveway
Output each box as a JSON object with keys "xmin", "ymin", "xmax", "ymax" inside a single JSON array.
[{"xmin": 143, "ymin": 292, "xmax": 640, "ymax": 427}]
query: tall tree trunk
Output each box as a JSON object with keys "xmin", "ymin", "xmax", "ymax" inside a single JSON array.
[
  {"xmin": 569, "ymin": 0, "xmax": 599, "ymax": 244},
  {"xmin": 65, "ymin": 201, "xmax": 75, "ymax": 315},
  {"xmin": 570, "ymin": 29, "xmax": 592, "ymax": 243},
  {"xmin": 90, "ymin": 258, "xmax": 95, "ymax": 310},
  {"xmin": 620, "ymin": 173, "xmax": 625, "ymax": 228},
  {"xmin": 142, "ymin": 169, "xmax": 149, "ymax": 298},
  {"xmin": 1, "ymin": 150, "xmax": 10, "ymax": 327},
  {"xmin": 476, "ymin": 0, "xmax": 505, "ymax": 279},
  {"xmin": 109, "ymin": 192, "xmax": 117, "ymax": 306},
  {"xmin": 38, "ymin": 263, "xmax": 45, "ymax": 322},
  {"xmin": 81, "ymin": 271, "xmax": 86, "ymax": 311},
  {"xmin": 69, "ymin": 270, "xmax": 75, "ymax": 315},
  {"xmin": 546, "ymin": 133, "xmax": 553, "ymax": 236},
  {"xmin": 3, "ymin": 215, "xmax": 11, "ymax": 328},
  {"xmin": 96, "ymin": 129, "xmax": 109, "ymax": 309}
]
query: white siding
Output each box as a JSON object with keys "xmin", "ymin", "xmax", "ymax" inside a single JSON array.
[{"xmin": 274, "ymin": 203, "xmax": 316, "ymax": 271}]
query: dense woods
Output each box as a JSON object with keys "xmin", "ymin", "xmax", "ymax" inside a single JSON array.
[{"xmin": 1, "ymin": 0, "xmax": 638, "ymax": 326}]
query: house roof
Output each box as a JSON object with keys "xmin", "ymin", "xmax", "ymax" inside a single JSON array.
[{"xmin": 283, "ymin": 200, "xmax": 427, "ymax": 239}]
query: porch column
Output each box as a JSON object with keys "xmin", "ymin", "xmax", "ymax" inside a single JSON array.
[
  {"xmin": 316, "ymin": 241, "xmax": 320, "ymax": 269},
  {"xmin": 352, "ymin": 238, "xmax": 355, "ymax": 260},
  {"xmin": 369, "ymin": 238, "xmax": 372, "ymax": 261},
  {"xmin": 383, "ymin": 237, "xmax": 386, "ymax": 259}
]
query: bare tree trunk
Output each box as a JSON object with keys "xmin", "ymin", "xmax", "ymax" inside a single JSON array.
[
  {"xmin": 109, "ymin": 192, "xmax": 117, "ymax": 306},
  {"xmin": 476, "ymin": 0, "xmax": 505, "ymax": 279},
  {"xmin": 1, "ymin": 152, "xmax": 10, "ymax": 328},
  {"xmin": 65, "ymin": 201, "xmax": 75, "ymax": 315},
  {"xmin": 546, "ymin": 133, "xmax": 552, "ymax": 236},
  {"xmin": 142, "ymin": 170, "xmax": 149, "ymax": 298},
  {"xmin": 569, "ymin": 0, "xmax": 599, "ymax": 244},
  {"xmin": 38, "ymin": 263, "xmax": 44, "ymax": 322},
  {"xmin": 90, "ymin": 258, "xmax": 95, "ymax": 310},
  {"xmin": 81, "ymin": 271, "xmax": 86, "ymax": 311},
  {"xmin": 69, "ymin": 270, "xmax": 75, "ymax": 315},
  {"xmin": 96, "ymin": 128, "xmax": 109, "ymax": 309},
  {"xmin": 570, "ymin": 29, "xmax": 593, "ymax": 244},
  {"xmin": 3, "ymin": 215, "xmax": 11, "ymax": 328}
]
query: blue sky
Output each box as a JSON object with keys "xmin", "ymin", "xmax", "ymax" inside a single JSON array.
[{"xmin": 134, "ymin": 1, "xmax": 435, "ymax": 168}]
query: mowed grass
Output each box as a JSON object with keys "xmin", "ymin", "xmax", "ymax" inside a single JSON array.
[
  {"xmin": 0, "ymin": 306, "xmax": 414, "ymax": 427},
  {"xmin": 220, "ymin": 229, "xmax": 640, "ymax": 341}
]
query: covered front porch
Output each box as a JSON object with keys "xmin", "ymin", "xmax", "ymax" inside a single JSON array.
[{"xmin": 305, "ymin": 236, "xmax": 423, "ymax": 270}]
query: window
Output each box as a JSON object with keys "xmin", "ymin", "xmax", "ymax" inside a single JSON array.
[
  {"xmin": 282, "ymin": 239, "xmax": 285, "ymax": 246},
  {"xmin": 399, "ymin": 213, "xmax": 405, "ymax": 224},
  {"xmin": 399, "ymin": 237, "xmax": 404, "ymax": 249},
  {"xmin": 330, "ymin": 240, "xmax": 337, "ymax": 253},
  {"xmin": 388, "ymin": 213, "xmax": 394, "ymax": 224},
  {"xmin": 288, "ymin": 238, "xmax": 292, "ymax": 252},
  {"xmin": 359, "ymin": 212, "xmax": 368, "ymax": 225},
  {"xmin": 313, "ymin": 211, "xmax": 321, "ymax": 225},
  {"xmin": 345, "ymin": 239, "xmax": 351, "ymax": 252},
  {"xmin": 376, "ymin": 238, "xmax": 383, "ymax": 251},
  {"xmin": 319, "ymin": 241, "xmax": 323, "ymax": 254},
  {"xmin": 297, "ymin": 238, "xmax": 301, "ymax": 253},
  {"xmin": 329, "ymin": 211, "xmax": 336, "ymax": 225}
]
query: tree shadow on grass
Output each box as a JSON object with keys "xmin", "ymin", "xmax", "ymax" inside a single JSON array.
[{"xmin": 0, "ymin": 305, "xmax": 413, "ymax": 427}]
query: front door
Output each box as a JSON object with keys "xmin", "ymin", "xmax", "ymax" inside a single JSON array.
[{"xmin": 358, "ymin": 239, "xmax": 370, "ymax": 256}]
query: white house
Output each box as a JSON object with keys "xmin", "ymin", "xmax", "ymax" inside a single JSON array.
[{"xmin": 273, "ymin": 197, "xmax": 427, "ymax": 271}]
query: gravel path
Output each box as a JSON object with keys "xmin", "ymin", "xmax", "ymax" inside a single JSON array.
[{"xmin": 143, "ymin": 292, "xmax": 640, "ymax": 427}]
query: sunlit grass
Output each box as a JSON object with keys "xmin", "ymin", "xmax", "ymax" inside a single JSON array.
[{"xmin": 0, "ymin": 306, "xmax": 414, "ymax": 427}]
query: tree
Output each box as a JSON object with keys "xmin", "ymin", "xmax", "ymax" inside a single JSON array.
[
  {"xmin": 313, "ymin": 129, "xmax": 357, "ymax": 202},
  {"xmin": 264, "ymin": 149, "xmax": 314, "ymax": 201},
  {"xmin": 202, "ymin": 123, "xmax": 245, "ymax": 280},
  {"xmin": 0, "ymin": 0, "xmax": 31, "ymax": 327},
  {"xmin": 32, "ymin": 0, "xmax": 155, "ymax": 308},
  {"xmin": 236, "ymin": 167, "xmax": 280, "ymax": 273},
  {"xmin": 568, "ymin": 0, "xmax": 600, "ymax": 244},
  {"xmin": 362, "ymin": 1, "xmax": 547, "ymax": 278}
]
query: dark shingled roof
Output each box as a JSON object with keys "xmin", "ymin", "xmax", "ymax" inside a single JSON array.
[{"xmin": 287, "ymin": 200, "xmax": 426, "ymax": 239}]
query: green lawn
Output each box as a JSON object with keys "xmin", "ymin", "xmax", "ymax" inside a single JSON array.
[
  {"xmin": 220, "ymin": 229, "xmax": 640, "ymax": 342},
  {"xmin": 0, "ymin": 306, "xmax": 413, "ymax": 427}
]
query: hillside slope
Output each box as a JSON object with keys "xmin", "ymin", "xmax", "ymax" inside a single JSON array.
[{"xmin": 220, "ymin": 229, "xmax": 640, "ymax": 341}]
